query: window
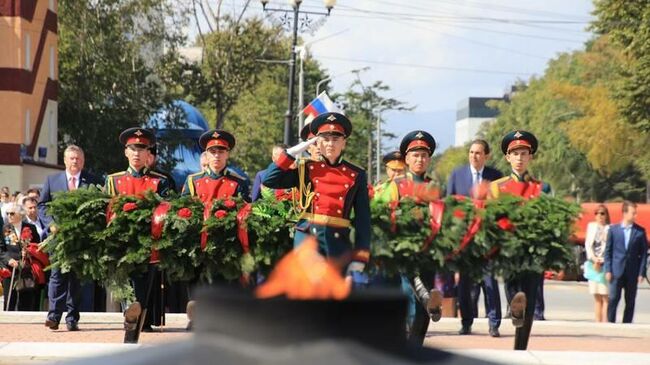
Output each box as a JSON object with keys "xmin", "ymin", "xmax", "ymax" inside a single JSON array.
[
  {"xmin": 49, "ymin": 46, "xmax": 55, "ymax": 79},
  {"xmin": 24, "ymin": 34, "xmax": 31, "ymax": 70},
  {"xmin": 25, "ymin": 109, "xmax": 31, "ymax": 145}
]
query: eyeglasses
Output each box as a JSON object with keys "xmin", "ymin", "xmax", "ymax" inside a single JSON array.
[{"xmin": 595, "ymin": 212, "xmax": 606, "ymax": 216}]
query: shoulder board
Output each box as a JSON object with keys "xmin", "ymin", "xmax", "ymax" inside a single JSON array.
[
  {"xmin": 187, "ymin": 171, "xmax": 205, "ymax": 179},
  {"xmin": 342, "ymin": 160, "xmax": 364, "ymax": 173},
  {"xmin": 107, "ymin": 171, "xmax": 127, "ymax": 178},
  {"xmin": 492, "ymin": 176, "xmax": 511, "ymax": 186},
  {"xmin": 225, "ymin": 168, "xmax": 246, "ymax": 181},
  {"xmin": 149, "ymin": 170, "xmax": 168, "ymax": 179}
]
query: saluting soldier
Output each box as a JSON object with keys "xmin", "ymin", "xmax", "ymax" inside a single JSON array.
[
  {"xmin": 181, "ymin": 129, "xmax": 250, "ymax": 331},
  {"xmin": 385, "ymin": 131, "xmax": 444, "ymax": 346},
  {"xmin": 489, "ymin": 130, "xmax": 550, "ymax": 351},
  {"xmin": 373, "ymin": 150, "xmax": 405, "ymax": 203},
  {"xmin": 299, "ymin": 123, "xmax": 321, "ymax": 161},
  {"xmin": 263, "ymin": 112, "xmax": 371, "ymax": 275},
  {"xmin": 105, "ymin": 127, "xmax": 171, "ymax": 342}
]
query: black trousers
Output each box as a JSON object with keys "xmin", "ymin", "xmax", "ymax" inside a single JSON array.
[
  {"xmin": 131, "ymin": 264, "xmax": 163, "ymax": 327},
  {"xmin": 506, "ymin": 271, "xmax": 542, "ymax": 350},
  {"xmin": 458, "ymin": 271, "xmax": 501, "ymax": 329},
  {"xmin": 407, "ymin": 269, "xmax": 436, "ymax": 346}
]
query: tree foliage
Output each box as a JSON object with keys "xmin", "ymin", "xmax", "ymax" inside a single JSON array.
[
  {"xmin": 592, "ymin": 1, "xmax": 650, "ymax": 132},
  {"xmin": 337, "ymin": 78, "xmax": 412, "ymax": 183},
  {"xmin": 482, "ymin": 36, "xmax": 647, "ymax": 201},
  {"xmin": 177, "ymin": 15, "xmax": 285, "ymax": 129},
  {"xmin": 58, "ymin": 0, "xmax": 188, "ymax": 175}
]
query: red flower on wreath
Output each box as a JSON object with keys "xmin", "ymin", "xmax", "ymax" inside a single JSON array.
[
  {"xmin": 122, "ymin": 202, "xmax": 138, "ymax": 212},
  {"xmin": 177, "ymin": 207, "xmax": 193, "ymax": 219},
  {"xmin": 496, "ymin": 217, "xmax": 515, "ymax": 232},
  {"xmin": 224, "ymin": 199, "xmax": 237, "ymax": 209},
  {"xmin": 21, "ymin": 227, "xmax": 33, "ymax": 242},
  {"xmin": 215, "ymin": 210, "xmax": 228, "ymax": 219},
  {"xmin": 453, "ymin": 209, "xmax": 466, "ymax": 219}
]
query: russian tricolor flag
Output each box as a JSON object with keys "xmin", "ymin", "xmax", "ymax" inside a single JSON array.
[{"xmin": 302, "ymin": 92, "xmax": 342, "ymax": 125}]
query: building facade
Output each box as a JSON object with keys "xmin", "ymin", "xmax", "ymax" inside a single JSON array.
[
  {"xmin": 454, "ymin": 97, "xmax": 503, "ymax": 147},
  {"xmin": 0, "ymin": 0, "xmax": 61, "ymax": 191}
]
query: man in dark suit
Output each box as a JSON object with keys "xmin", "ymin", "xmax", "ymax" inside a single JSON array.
[
  {"xmin": 446, "ymin": 139, "xmax": 503, "ymax": 337},
  {"xmin": 41, "ymin": 145, "xmax": 101, "ymax": 331},
  {"xmin": 251, "ymin": 143, "xmax": 287, "ymax": 201},
  {"xmin": 605, "ymin": 200, "xmax": 648, "ymax": 323}
]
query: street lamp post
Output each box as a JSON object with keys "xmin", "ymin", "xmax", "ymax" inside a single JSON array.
[
  {"xmin": 374, "ymin": 99, "xmax": 390, "ymax": 184},
  {"xmin": 261, "ymin": 0, "xmax": 336, "ymax": 145}
]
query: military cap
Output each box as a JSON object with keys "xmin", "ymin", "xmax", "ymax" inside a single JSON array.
[
  {"xmin": 399, "ymin": 130, "xmax": 436, "ymax": 156},
  {"xmin": 119, "ymin": 128, "xmax": 156, "ymax": 147},
  {"xmin": 500, "ymin": 130, "xmax": 538, "ymax": 155},
  {"xmin": 300, "ymin": 123, "xmax": 315, "ymax": 141},
  {"xmin": 382, "ymin": 150, "xmax": 406, "ymax": 170},
  {"xmin": 310, "ymin": 112, "xmax": 352, "ymax": 138},
  {"xmin": 199, "ymin": 129, "xmax": 236, "ymax": 151}
]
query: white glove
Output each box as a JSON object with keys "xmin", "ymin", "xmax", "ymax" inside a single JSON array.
[
  {"xmin": 286, "ymin": 137, "xmax": 318, "ymax": 158},
  {"xmin": 346, "ymin": 261, "xmax": 366, "ymax": 276}
]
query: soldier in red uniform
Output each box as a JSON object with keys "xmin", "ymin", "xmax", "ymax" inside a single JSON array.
[
  {"xmin": 105, "ymin": 127, "xmax": 171, "ymax": 341},
  {"xmin": 263, "ymin": 112, "xmax": 371, "ymax": 276},
  {"xmin": 489, "ymin": 130, "xmax": 550, "ymax": 350},
  {"xmin": 386, "ymin": 130, "xmax": 444, "ymax": 346},
  {"xmin": 181, "ymin": 129, "xmax": 250, "ymax": 330},
  {"xmin": 181, "ymin": 129, "xmax": 250, "ymax": 205}
]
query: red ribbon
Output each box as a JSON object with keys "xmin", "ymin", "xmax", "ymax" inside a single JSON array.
[
  {"xmin": 423, "ymin": 200, "xmax": 445, "ymax": 251},
  {"xmin": 151, "ymin": 202, "xmax": 171, "ymax": 240},
  {"xmin": 150, "ymin": 202, "xmax": 171, "ymax": 263},
  {"xmin": 200, "ymin": 205, "xmax": 211, "ymax": 251},
  {"xmin": 389, "ymin": 200, "xmax": 399, "ymax": 233},
  {"xmin": 105, "ymin": 198, "xmax": 116, "ymax": 225},
  {"xmin": 459, "ymin": 216, "xmax": 482, "ymax": 251},
  {"xmin": 236, "ymin": 203, "xmax": 253, "ymax": 254}
]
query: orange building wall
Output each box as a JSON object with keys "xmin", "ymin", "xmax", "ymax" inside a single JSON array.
[{"xmin": 0, "ymin": 0, "xmax": 60, "ymax": 191}]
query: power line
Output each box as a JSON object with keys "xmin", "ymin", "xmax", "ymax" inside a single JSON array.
[
  {"xmin": 312, "ymin": 55, "xmax": 534, "ymax": 76},
  {"xmin": 389, "ymin": 18, "xmax": 551, "ymax": 60},
  {"xmin": 332, "ymin": 4, "xmax": 591, "ymax": 25}
]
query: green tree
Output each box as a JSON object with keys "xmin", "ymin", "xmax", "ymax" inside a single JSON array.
[
  {"xmin": 592, "ymin": 1, "xmax": 650, "ymax": 132},
  {"xmin": 482, "ymin": 36, "xmax": 647, "ymax": 201},
  {"xmin": 58, "ymin": 0, "xmax": 187, "ymax": 174},
  {"xmin": 178, "ymin": 1, "xmax": 285, "ymax": 129},
  {"xmin": 337, "ymin": 78, "xmax": 412, "ymax": 183}
]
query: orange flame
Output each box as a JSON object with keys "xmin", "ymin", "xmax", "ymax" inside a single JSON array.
[{"xmin": 256, "ymin": 237, "xmax": 352, "ymax": 300}]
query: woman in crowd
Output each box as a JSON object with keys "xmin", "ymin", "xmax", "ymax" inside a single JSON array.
[
  {"xmin": 584, "ymin": 204, "xmax": 610, "ymax": 322},
  {"xmin": 1, "ymin": 203, "xmax": 43, "ymax": 311}
]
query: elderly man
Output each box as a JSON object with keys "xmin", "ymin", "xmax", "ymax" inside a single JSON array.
[
  {"xmin": 41, "ymin": 145, "xmax": 101, "ymax": 331},
  {"xmin": 251, "ymin": 143, "xmax": 288, "ymax": 202}
]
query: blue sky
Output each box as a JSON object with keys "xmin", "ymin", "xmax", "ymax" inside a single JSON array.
[{"xmin": 197, "ymin": 0, "xmax": 595, "ymax": 152}]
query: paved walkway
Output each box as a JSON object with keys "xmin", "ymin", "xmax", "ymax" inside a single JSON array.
[{"xmin": 1, "ymin": 280, "xmax": 650, "ymax": 364}]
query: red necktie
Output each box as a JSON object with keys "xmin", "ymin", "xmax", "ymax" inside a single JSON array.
[{"xmin": 68, "ymin": 176, "xmax": 76, "ymax": 191}]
